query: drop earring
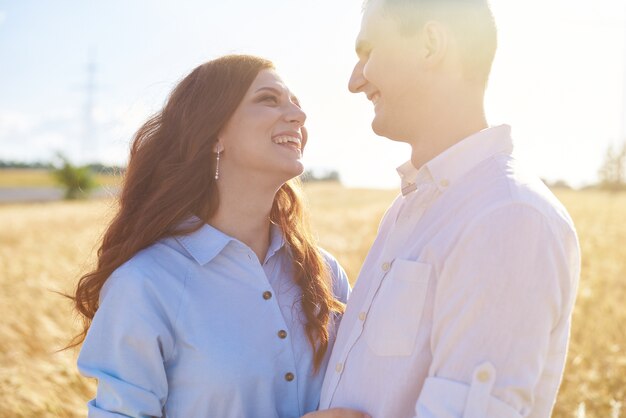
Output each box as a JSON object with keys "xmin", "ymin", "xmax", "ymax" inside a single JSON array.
[{"xmin": 214, "ymin": 149, "xmax": 221, "ymax": 180}]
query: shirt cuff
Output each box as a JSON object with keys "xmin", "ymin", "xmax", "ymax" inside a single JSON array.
[
  {"xmin": 87, "ymin": 399, "xmax": 141, "ymax": 417},
  {"xmin": 416, "ymin": 362, "xmax": 522, "ymax": 418}
]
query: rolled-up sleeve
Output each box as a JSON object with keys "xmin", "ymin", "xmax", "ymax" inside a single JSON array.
[
  {"xmin": 78, "ymin": 267, "xmax": 178, "ymax": 417},
  {"xmin": 415, "ymin": 203, "xmax": 578, "ymax": 417}
]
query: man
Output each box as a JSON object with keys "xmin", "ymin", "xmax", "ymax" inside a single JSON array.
[{"xmin": 319, "ymin": 0, "xmax": 581, "ymax": 417}]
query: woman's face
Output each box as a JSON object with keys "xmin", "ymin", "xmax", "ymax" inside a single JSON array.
[{"xmin": 218, "ymin": 69, "xmax": 307, "ymax": 186}]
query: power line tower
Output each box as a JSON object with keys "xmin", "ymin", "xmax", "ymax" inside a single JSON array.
[
  {"xmin": 621, "ymin": 12, "xmax": 626, "ymax": 139},
  {"xmin": 81, "ymin": 49, "xmax": 98, "ymax": 164}
]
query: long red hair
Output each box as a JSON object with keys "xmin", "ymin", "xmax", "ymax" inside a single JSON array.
[{"xmin": 71, "ymin": 55, "xmax": 344, "ymax": 371}]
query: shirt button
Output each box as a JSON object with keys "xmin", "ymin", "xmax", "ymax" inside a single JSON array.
[
  {"xmin": 358, "ymin": 312, "xmax": 367, "ymax": 321},
  {"xmin": 277, "ymin": 330, "xmax": 287, "ymax": 339},
  {"xmin": 440, "ymin": 179, "xmax": 449, "ymax": 187},
  {"xmin": 262, "ymin": 291, "xmax": 272, "ymax": 300},
  {"xmin": 284, "ymin": 372, "xmax": 295, "ymax": 382},
  {"xmin": 477, "ymin": 370, "xmax": 491, "ymax": 383},
  {"xmin": 335, "ymin": 363, "xmax": 343, "ymax": 373},
  {"xmin": 381, "ymin": 262, "xmax": 391, "ymax": 272}
]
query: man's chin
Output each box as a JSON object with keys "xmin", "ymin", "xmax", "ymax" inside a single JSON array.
[
  {"xmin": 371, "ymin": 116, "xmax": 404, "ymax": 142},
  {"xmin": 371, "ymin": 115, "xmax": 387, "ymax": 137}
]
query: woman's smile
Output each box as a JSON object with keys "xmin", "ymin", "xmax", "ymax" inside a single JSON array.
[{"xmin": 272, "ymin": 134, "xmax": 302, "ymax": 155}]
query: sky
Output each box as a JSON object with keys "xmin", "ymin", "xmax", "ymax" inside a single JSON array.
[{"xmin": 1, "ymin": 0, "xmax": 625, "ymax": 189}]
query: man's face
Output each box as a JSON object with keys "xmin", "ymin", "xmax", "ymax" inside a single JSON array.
[{"xmin": 349, "ymin": 0, "xmax": 429, "ymax": 142}]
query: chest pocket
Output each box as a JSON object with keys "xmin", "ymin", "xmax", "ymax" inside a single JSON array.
[{"xmin": 365, "ymin": 259, "xmax": 431, "ymax": 357}]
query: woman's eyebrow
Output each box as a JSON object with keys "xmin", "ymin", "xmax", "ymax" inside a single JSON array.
[
  {"xmin": 254, "ymin": 86, "xmax": 283, "ymax": 95},
  {"xmin": 254, "ymin": 86, "xmax": 300, "ymax": 105}
]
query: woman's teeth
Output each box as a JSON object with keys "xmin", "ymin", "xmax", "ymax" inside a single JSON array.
[{"xmin": 273, "ymin": 136, "xmax": 301, "ymax": 148}]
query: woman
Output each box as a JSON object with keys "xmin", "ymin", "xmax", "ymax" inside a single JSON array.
[{"xmin": 74, "ymin": 55, "xmax": 367, "ymax": 418}]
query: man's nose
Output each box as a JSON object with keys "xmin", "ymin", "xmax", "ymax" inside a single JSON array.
[{"xmin": 348, "ymin": 60, "xmax": 366, "ymax": 94}]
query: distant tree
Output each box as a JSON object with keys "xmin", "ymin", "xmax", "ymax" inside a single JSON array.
[
  {"xmin": 541, "ymin": 178, "xmax": 572, "ymax": 190},
  {"xmin": 551, "ymin": 180, "xmax": 572, "ymax": 189},
  {"xmin": 52, "ymin": 154, "xmax": 96, "ymax": 199},
  {"xmin": 598, "ymin": 141, "xmax": 626, "ymax": 191},
  {"xmin": 0, "ymin": 160, "xmax": 53, "ymax": 169},
  {"xmin": 86, "ymin": 162, "xmax": 126, "ymax": 175},
  {"xmin": 300, "ymin": 169, "xmax": 341, "ymax": 183}
]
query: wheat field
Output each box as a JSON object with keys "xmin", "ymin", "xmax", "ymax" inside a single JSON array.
[
  {"xmin": 0, "ymin": 169, "xmax": 120, "ymax": 188},
  {"xmin": 0, "ymin": 183, "xmax": 624, "ymax": 417}
]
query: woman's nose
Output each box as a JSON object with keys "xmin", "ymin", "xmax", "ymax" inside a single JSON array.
[{"xmin": 286, "ymin": 103, "xmax": 306, "ymax": 126}]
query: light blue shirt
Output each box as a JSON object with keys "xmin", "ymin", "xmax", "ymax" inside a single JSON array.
[{"xmin": 78, "ymin": 219, "xmax": 350, "ymax": 418}]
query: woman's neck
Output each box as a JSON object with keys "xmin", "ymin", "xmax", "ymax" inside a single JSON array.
[{"xmin": 209, "ymin": 175, "xmax": 280, "ymax": 263}]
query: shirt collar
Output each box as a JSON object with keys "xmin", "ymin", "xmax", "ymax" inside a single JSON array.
[
  {"xmin": 396, "ymin": 160, "xmax": 434, "ymax": 196},
  {"xmin": 264, "ymin": 222, "xmax": 286, "ymax": 263},
  {"xmin": 396, "ymin": 125, "xmax": 513, "ymax": 196},
  {"xmin": 175, "ymin": 216, "xmax": 286, "ymax": 266}
]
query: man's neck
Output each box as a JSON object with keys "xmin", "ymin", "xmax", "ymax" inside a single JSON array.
[
  {"xmin": 410, "ymin": 117, "xmax": 488, "ymax": 170},
  {"xmin": 409, "ymin": 84, "xmax": 488, "ymax": 170}
]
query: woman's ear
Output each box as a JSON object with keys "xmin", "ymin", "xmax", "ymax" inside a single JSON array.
[{"xmin": 213, "ymin": 140, "xmax": 224, "ymax": 154}]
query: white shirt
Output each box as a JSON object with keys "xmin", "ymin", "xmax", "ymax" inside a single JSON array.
[{"xmin": 320, "ymin": 125, "xmax": 580, "ymax": 418}]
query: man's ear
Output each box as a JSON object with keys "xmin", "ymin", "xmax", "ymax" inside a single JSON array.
[{"xmin": 421, "ymin": 21, "xmax": 448, "ymax": 67}]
